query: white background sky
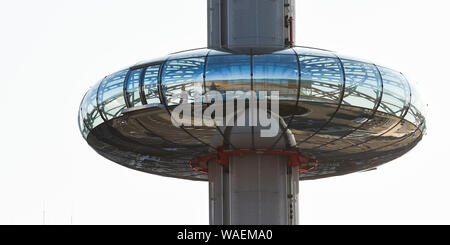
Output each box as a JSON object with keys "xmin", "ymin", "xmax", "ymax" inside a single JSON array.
[{"xmin": 0, "ymin": 0, "xmax": 448, "ymax": 225}]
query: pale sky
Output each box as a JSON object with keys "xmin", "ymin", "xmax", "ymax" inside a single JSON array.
[{"xmin": 0, "ymin": 0, "xmax": 448, "ymax": 224}]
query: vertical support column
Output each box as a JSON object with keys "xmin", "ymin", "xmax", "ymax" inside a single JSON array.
[
  {"xmin": 208, "ymin": 153, "xmax": 299, "ymax": 225},
  {"xmin": 284, "ymin": 0, "xmax": 296, "ymax": 47}
]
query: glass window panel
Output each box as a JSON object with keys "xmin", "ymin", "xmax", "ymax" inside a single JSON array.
[
  {"xmin": 271, "ymin": 48, "xmax": 296, "ymax": 55},
  {"xmin": 419, "ymin": 120, "xmax": 426, "ymax": 134},
  {"xmin": 143, "ymin": 64, "xmax": 161, "ymax": 105},
  {"xmin": 78, "ymin": 93, "xmax": 90, "ymax": 139},
  {"xmin": 304, "ymin": 104, "xmax": 372, "ymax": 147},
  {"xmin": 341, "ymin": 60, "xmax": 382, "ymax": 110},
  {"xmin": 98, "ymin": 70, "xmax": 128, "ymax": 121},
  {"xmin": 405, "ymin": 79, "xmax": 426, "ymax": 127},
  {"xmin": 253, "ymin": 54, "xmax": 299, "ymax": 101},
  {"xmin": 377, "ymin": 66, "xmax": 409, "ymax": 117},
  {"xmin": 162, "ymin": 57, "xmax": 205, "ymax": 106},
  {"xmin": 293, "ymin": 47, "xmax": 335, "ymax": 57},
  {"xmin": 405, "ymin": 102, "xmax": 418, "ymax": 126},
  {"xmin": 335, "ymin": 53, "xmax": 373, "ymax": 64},
  {"xmin": 80, "ymin": 80, "xmax": 103, "ymax": 132},
  {"xmin": 78, "ymin": 109, "xmax": 89, "ymax": 139},
  {"xmin": 205, "ymin": 55, "xmax": 251, "ymax": 94},
  {"xmin": 299, "ymin": 55, "xmax": 344, "ymax": 104},
  {"xmin": 168, "ymin": 49, "xmax": 209, "ymax": 60},
  {"xmin": 126, "ymin": 69, "xmax": 143, "ymax": 107},
  {"xmin": 208, "ymin": 49, "xmax": 234, "ymax": 56},
  {"xmin": 134, "ymin": 56, "xmax": 166, "ymax": 67}
]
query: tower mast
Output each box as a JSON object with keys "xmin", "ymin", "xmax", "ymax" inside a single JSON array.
[{"xmin": 207, "ymin": 0, "xmax": 298, "ymax": 225}]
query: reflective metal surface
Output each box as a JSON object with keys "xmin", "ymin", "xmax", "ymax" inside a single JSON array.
[{"xmin": 79, "ymin": 47, "xmax": 427, "ymax": 181}]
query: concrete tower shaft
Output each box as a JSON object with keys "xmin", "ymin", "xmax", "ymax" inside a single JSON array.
[
  {"xmin": 209, "ymin": 155, "xmax": 299, "ymax": 225},
  {"xmin": 206, "ymin": 0, "xmax": 299, "ymax": 225}
]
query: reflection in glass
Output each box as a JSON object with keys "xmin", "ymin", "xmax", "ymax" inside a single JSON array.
[
  {"xmin": 205, "ymin": 55, "xmax": 251, "ymax": 94},
  {"xmin": 126, "ymin": 69, "xmax": 143, "ymax": 107},
  {"xmin": 98, "ymin": 70, "xmax": 128, "ymax": 120},
  {"xmin": 78, "ymin": 47, "xmax": 427, "ymax": 181},
  {"xmin": 162, "ymin": 57, "xmax": 205, "ymax": 106},
  {"xmin": 142, "ymin": 64, "xmax": 161, "ymax": 105},
  {"xmin": 341, "ymin": 60, "xmax": 382, "ymax": 110},
  {"xmin": 377, "ymin": 67, "xmax": 409, "ymax": 117},
  {"xmin": 80, "ymin": 80, "xmax": 103, "ymax": 132},
  {"xmin": 253, "ymin": 54, "xmax": 299, "ymax": 100},
  {"xmin": 299, "ymin": 56, "xmax": 344, "ymax": 104}
]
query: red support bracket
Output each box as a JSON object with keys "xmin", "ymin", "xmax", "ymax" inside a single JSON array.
[{"xmin": 189, "ymin": 148, "xmax": 319, "ymax": 175}]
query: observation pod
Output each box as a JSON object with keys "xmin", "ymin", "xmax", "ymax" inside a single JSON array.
[{"xmin": 78, "ymin": 0, "xmax": 427, "ymax": 225}]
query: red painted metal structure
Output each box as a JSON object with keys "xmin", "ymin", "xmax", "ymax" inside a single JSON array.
[
  {"xmin": 189, "ymin": 147, "xmax": 318, "ymax": 175},
  {"xmin": 288, "ymin": 16, "xmax": 294, "ymax": 47}
]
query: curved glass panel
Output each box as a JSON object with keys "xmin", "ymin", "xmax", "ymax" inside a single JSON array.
[
  {"xmin": 335, "ymin": 53, "xmax": 373, "ymax": 64},
  {"xmin": 78, "ymin": 109, "xmax": 89, "ymax": 139},
  {"xmin": 271, "ymin": 48, "xmax": 296, "ymax": 55},
  {"xmin": 321, "ymin": 107, "xmax": 402, "ymax": 152},
  {"xmin": 419, "ymin": 119, "xmax": 426, "ymax": 134},
  {"xmin": 377, "ymin": 66, "xmax": 409, "ymax": 117},
  {"xmin": 205, "ymin": 55, "xmax": 251, "ymax": 94},
  {"xmin": 208, "ymin": 49, "xmax": 233, "ymax": 56},
  {"xmin": 290, "ymin": 55, "xmax": 343, "ymax": 145},
  {"xmin": 305, "ymin": 61, "xmax": 381, "ymax": 148},
  {"xmin": 413, "ymin": 83, "xmax": 427, "ymax": 118},
  {"xmin": 78, "ymin": 93, "xmax": 90, "ymax": 139},
  {"xmin": 299, "ymin": 55, "xmax": 344, "ymax": 104},
  {"xmin": 293, "ymin": 47, "xmax": 335, "ymax": 57},
  {"xmin": 162, "ymin": 57, "xmax": 205, "ymax": 106},
  {"xmin": 134, "ymin": 56, "xmax": 167, "ymax": 67},
  {"xmin": 98, "ymin": 70, "xmax": 128, "ymax": 121},
  {"xmin": 405, "ymin": 79, "xmax": 426, "ymax": 127},
  {"xmin": 253, "ymin": 54, "xmax": 299, "ymax": 100},
  {"xmin": 168, "ymin": 49, "xmax": 209, "ymax": 60},
  {"xmin": 341, "ymin": 60, "xmax": 382, "ymax": 110},
  {"xmin": 80, "ymin": 80, "xmax": 103, "ymax": 133},
  {"xmin": 125, "ymin": 69, "xmax": 143, "ymax": 107},
  {"xmin": 142, "ymin": 64, "xmax": 161, "ymax": 105}
]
